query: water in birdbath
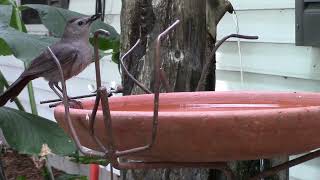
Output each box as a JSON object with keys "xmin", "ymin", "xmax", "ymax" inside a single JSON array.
[{"xmin": 110, "ymin": 103, "xmax": 306, "ymax": 112}]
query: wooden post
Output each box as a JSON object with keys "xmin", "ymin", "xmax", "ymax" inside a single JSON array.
[{"xmin": 120, "ymin": 0, "xmax": 288, "ymax": 179}]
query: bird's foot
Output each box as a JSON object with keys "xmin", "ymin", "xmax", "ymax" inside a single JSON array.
[
  {"xmin": 68, "ymin": 99, "xmax": 83, "ymax": 109},
  {"xmin": 49, "ymin": 99, "xmax": 83, "ymax": 109}
]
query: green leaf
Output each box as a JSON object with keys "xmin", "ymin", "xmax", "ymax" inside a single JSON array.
[
  {"xmin": 56, "ymin": 174, "xmax": 88, "ymax": 180},
  {"xmin": 10, "ymin": 6, "xmax": 27, "ymax": 32},
  {"xmin": 70, "ymin": 155, "xmax": 109, "ymax": 166},
  {"xmin": 0, "ymin": 0, "xmax": 13, "ymax": 5},
  {"xmin": 111, "ymin": 39, "xmax": 120, "ymax": 64},
  {"xmin": 0, "ymin": 24, "xmax": 58, "ymax": 65},
  {"xmin": 0, "ymin": 107, "xmax": 76, "ymax": 155},
  {"xmin": 23, "ymin": 4, "xmax": 119, "ymax": 38},
  {"xmin": 0, "ymin": 38, "xmax": 12, "ymax": 55},
  {"xmin": 23, "ymin": 4, "xmax": 120, "ymax": 50},
  {"xmin": 16, "ymin": 176, "xmax": 27, "ymax": 180}
]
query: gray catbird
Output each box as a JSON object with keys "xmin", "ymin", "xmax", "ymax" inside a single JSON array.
[{"xmin": 0, "ymin": 14, "xmax": 101, "ymax": 106}]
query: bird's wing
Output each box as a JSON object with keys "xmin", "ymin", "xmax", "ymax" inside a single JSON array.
[{"xmin": 22, "ymin": 43, "xmax": 78, "ymax": 77}]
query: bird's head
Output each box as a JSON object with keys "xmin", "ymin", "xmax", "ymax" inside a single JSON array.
[{"xmin": 62, "ymin": 14, "xmax": 101, "ymax": 40}]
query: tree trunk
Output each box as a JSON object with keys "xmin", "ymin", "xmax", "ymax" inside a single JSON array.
[
  {"xmin": 121, "ymin": 0, "xmax": 207, "ymax": 95},
  {"xmin": 120, "ymin": 0, "xmax": 288, "ymax": 179}
]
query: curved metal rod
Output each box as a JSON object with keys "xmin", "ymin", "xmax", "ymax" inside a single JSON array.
[
  {"xmin": 159, "ymin": 68, "xmax": 172, "ymax": 93},
  {"xmin": 47, "ymin": 47, "xmax": 105, "ymax": 157},
  {"xmin": 93, "ymin": 29, "xmax": 110, "ymax": 89},
  {"xmin": 110, "ymin": 20, "xmax": 181, "ymax": 158},
  {"xmin": 250, "ymin": 149, "xmax": 320, "ymax": 180},
  {"xmin": 99, "ymin": 87, "xmax": 116, "ymax": 156},
  {"xmin": 196, "ymin": 34, "xmax": 259, "ymax": 91},
  {"xmin": 92, "ymin": 29, "xmax": 113, "ymax": 154},
  {"xmin": 214, "ymin": 34, "xmax": 258, "ymax": 54},
  {"xmin": 120, "ymin": 40, "xmax": 152, "ymax": 94},
  {"xmin": 152, "ymin": 20, "xmax": 180, "ymax": 146}
]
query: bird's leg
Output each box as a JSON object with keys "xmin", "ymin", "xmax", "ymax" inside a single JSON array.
[
  {"xmin": 54, "ymin": 82, "xmax": 72, "ymax": 100},
  {"xmin": 52, "ymin": 82, "xmax": 83, "ymax": 109},
  {"xmin": 49, "ymin": 82, "xmax": 64, "ymax": 100},
  {"xmin": 53, "ymin": 82, "xmax": 64, "ymax": 95}
]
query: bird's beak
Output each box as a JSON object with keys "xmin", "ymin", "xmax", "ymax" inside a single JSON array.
[{"xmin": 86, "ymin": 14, "xmax": 101, "ymax": 24}]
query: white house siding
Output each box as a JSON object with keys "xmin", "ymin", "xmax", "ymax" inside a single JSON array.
[{"xmin": 217, "ymin": 0, "xmax": 320, "ymax": 179}]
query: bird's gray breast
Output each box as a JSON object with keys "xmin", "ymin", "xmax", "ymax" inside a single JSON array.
[
  {"xmin": 43, "ymin": 42, "xmax": 93, "ymax": 82},
  {"xmin": 67, "ymin": 44, "xmax": 93, "ymax": 78}
]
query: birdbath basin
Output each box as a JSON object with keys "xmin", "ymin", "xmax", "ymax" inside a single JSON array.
[{"xmin": 54, "ymin": 91, "xmax": 320, "ymax": 162}]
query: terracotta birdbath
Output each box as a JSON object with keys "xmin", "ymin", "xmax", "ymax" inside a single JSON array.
[
  {"xmin": 54, "ymin": 91, "xmax": 320, "ymax": 162},
  {"xmin": 49, "ymin": 22, "xmax": 320, "ymax": 179}
]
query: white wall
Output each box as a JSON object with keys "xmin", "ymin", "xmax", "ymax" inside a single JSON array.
[
  {"xmin": 217, "ymin": 1, "xmax": 320, "ymax": 179},
  {"xmin": 216, "ymin": 1, "xmax": 320, "ymax": 92}
]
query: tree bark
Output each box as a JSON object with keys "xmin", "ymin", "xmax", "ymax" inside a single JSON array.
[
  {"xmin": 120, "ymin": 0, "xmax": 288, "ymax": 179},
  {"xmin": 121, "ymin": 0, "xmax": 207, "ymax": 95}
]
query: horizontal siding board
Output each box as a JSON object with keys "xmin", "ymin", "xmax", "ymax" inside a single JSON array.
[
  {"xmin": 229, "ymin": 0, "xmax": 295, "ymax": 10},
  {"xmin": 216, "ymin": 41, "xmax": 320, "ymax": 81},
  {"xmin": 216, "ymin": 70, "xmax": 320, "ymax": 92},
  {"xmin": 217, "ymin": 9, "xmax": 295, "ymax": 44}
]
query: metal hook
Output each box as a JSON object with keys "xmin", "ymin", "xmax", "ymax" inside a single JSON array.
[
  {"xmin": 120, "ymin": 39, "xmax": 152, "ymax": 94},
  {"xmin": 196, "ymin": 34, "xmax": 259, "ymax": 91}
]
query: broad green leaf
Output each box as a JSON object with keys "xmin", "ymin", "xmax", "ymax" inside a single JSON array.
[
  {"xmin": 0, "ymin": 0, "xmax": 13, "ymax": 5},
  {"xmin": 23, "ymin": 4, "xmax": 120, "ymax": 51},
  {"xmin": 24, "ymin": 4, "xmax": 118, "ymax": 38},
  {"xmin": 0, "ymin": 38, "xmax": 12, "ymax": 55},
  {"xmin": 0, "ymin": 5, "xmax": 12, "ymax": 24},
  {"xmin": 0, "ymin": 24, "xmax": 58, "ymax": 65},
  {"xmin": 0, "ymin": 107, "xmax": 76, "ymax": 155},
  {"xmin": 111, "ymin": 39, "xmax": 120, "ymax": 64}
]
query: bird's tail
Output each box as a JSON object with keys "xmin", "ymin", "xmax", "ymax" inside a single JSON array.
[{"xmin": 0, "ymin": 76, "xmax": 35, "ymax": 107}]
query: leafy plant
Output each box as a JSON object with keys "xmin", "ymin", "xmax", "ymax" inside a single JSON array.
[
  {"xmin": 0, "ymin": 1, "xmax": 120, "ymax": 153},
  {"xmin": 25, "ymin": 4, "xmax": 120, "ymax": 62},
  {"xmin": 0, "ymin": 1, "xmax": 120, "ymax": 178},
  {"xmin": 70, "ymin": 151, "xmax": 109, "ymax": 166},
  {"xmin": 0, "ymin": 107, "xmax": 75, "ymax": 155},
  {"xmin": 2, "ymin": 2, "xmax": 35, "ymax": 114},
  {"xmin": 16, "ymin": 176, "xmax": 27, "ymax": 180},
  {"xmin": 56, "ymin": 174, "xmax": 88, "ymax": 180}
]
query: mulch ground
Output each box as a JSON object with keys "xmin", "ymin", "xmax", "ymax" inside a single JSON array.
[{"xmin": 2, "ymin": 150, "xmax": 64, "ymax": 180}]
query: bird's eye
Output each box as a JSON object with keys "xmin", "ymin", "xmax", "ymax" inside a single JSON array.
[{"xmin": 78, "ymin": 21, "xmax": 84, "ymax": 26}]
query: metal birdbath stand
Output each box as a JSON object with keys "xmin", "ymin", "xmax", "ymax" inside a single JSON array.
[{"xmin": 41, "ymin": 20, "xmax": 320, "ymax": 180}]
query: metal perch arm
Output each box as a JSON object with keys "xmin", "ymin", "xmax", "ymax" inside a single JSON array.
[
  {"xmin": 196, "ymin": 34, "xmax": 259, "ymax": 91},
  {"xmin": 120, "ymin": 40, "xmax": 152, "ymax": 94},
  {"xmin": 47, "ymin": 46, "xmax": 105, "ymax": 157}
]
